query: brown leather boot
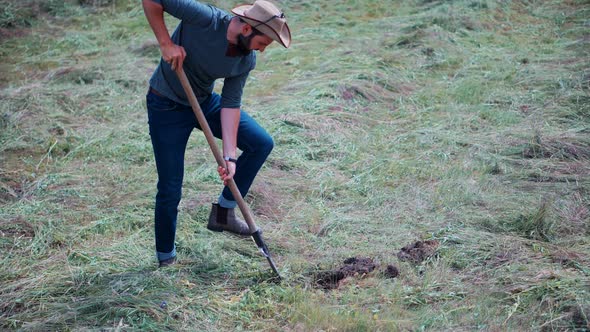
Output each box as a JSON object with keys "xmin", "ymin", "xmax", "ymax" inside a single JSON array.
[
  {"xmin": 207, "ymin": 203, "xmax": 256, "ymax": 236},
  {"xmin": 158, "ymin": 256, "xmax": 176, "ymax": 268}
]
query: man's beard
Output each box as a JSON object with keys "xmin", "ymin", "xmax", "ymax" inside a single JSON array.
[{"xmin": 236, "ymin": 33, "xmax": 255, "ymax": 56}]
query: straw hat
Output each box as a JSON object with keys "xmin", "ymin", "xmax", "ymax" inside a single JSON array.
[{"xmin": 232, "ymin": 1, "xmax": 291, "ymax": 48}]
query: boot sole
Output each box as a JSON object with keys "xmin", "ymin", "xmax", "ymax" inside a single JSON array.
[
  {"xmin": 207, "ymin": 225, "xmax": 252, "ymax": 237},
  {"xmin": 206, "ymin": 225, "xmax": 224, "ymax": 232},
  {"xmin": 158, "ymin": 256, "xmax": 177, "ymax": 268}
]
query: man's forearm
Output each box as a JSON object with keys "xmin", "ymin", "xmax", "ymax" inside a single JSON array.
[
  {"xmin": 142, "ymin": 0, "xmax": 173, "ymax": 47},
  {"xmin": 221, "ymin": 108, "xmax": 240, "ymax": 158}
]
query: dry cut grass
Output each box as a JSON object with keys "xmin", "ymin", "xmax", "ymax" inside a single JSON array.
[{"xmin": 1, "ymin": 0, "xmax": 589, "ymax": 330}]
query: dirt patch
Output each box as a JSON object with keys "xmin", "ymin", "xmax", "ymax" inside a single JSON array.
[
  {"xmin": 340, "ymin": 257, "xmax": 377, "ymax": 275},
  {"xmin": 397, "ymin": 240, "xmax": 439, "ymax": 264},
  {"xmin": 383, "ymin": 264, "xmax": 400, "ymax": 279},
  {"xmin": 314, "ymin": 270, "xmax": 346, "ymax": 290},
  {"xmin": 0, "ymin": 216, "xmax": 35, "ymax": 239},
  {"xmin": 313, "ymin": 257, "xmax": 400, "ymax": 289},
  {"xmin": 314, "ymin": 257, "xmax": 377, "ymax": 289}
]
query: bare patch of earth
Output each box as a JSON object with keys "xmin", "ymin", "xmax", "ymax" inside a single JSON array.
[
  {"xmin": 313, "ymin": 257, "xmax": 400, "ymax": 290},
  {"xmin": 396, "ymin": 240, "xmax": 440, "ymax": 264}
]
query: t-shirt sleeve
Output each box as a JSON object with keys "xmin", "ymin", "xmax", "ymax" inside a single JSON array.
[
  {"xmin": 150, "ymin": 0, "xmax": 213, "ymax": 27},
  {"xmin": 220, "ymin": 71, "xmax": 250, "ymax": 109}
]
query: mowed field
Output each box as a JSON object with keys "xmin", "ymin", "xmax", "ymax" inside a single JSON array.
[{"xmin": 1, "ymin": 0, "xmax": 589, "ymax": 330}]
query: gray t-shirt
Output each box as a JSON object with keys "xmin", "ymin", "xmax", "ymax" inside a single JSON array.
[{"xmin": 149, "ymin": 0, "xmax": 256, "ymax": 109}]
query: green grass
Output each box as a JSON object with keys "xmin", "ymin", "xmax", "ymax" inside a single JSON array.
[{"xmin": 1, "ymin": 0, "xmax": 589, "ymax": 330}]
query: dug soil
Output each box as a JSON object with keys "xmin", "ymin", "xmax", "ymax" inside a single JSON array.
[
  {"xmin": 313, "ymin": 240, "xmax": 439, "ymax": 290},
  {"xmin": 396, "ymin": 240, "xmax": 439, "ymax": 264},
  {"xmin": 314, "ymin": 257, "xmax": 377, "ymax": 289},
  {"xmin": 314, "ymin": 257, "xmax": 399, "ymax": 290}
]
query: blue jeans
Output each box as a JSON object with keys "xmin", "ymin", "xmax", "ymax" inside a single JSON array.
[{"xmin": 146, "ymin": 90, "xmax": 274, "ymax": 261}]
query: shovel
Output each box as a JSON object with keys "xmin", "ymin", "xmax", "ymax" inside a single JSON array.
[{"xmin": 175, "ymin": 67, "xmax": 281, "ymax": 280}]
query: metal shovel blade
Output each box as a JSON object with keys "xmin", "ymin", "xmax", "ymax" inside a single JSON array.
[{"xmin": 251, "ymin": 230, "xmax": 281, "ymax": 279}]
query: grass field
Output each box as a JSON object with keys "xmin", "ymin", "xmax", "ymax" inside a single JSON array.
[{"xmin": 1, "ymin": 0, "xmax": 589, "ymax": 330}]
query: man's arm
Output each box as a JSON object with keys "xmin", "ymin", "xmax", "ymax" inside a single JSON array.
[
  {"xmin": 218, "ymin": 107, "xmax": 240, "ymax": 184},
  {"xmin": 142, "ymin": 0, "xmax": 186, "ymax": 70},
  {"xmin": 218, "ymin": 69, "xmax": 253, "ymax": 184}
]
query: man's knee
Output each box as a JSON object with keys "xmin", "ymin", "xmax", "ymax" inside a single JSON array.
[
  {"xmin": 156, "ymin": 179, "xmax": 183, "ymax": 204},
  {"xmin": 259, "ymin": 134, "xmax": 274, "ymax": 156}
]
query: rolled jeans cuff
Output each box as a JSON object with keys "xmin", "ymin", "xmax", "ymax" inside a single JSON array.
[
  {"xmin": 218, "ymin": 193, "xmax": 237, "ymax": 209},
  {"xmin": 157, "ymin": 246, "xmax": 176, "ymax": 262}
]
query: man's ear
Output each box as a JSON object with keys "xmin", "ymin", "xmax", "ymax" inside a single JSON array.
[{"xmin": 241, "ymin": 23, "xmax": 254, "ymax": 37}]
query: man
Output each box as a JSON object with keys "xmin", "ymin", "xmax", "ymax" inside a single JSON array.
[{"xmin": 142, "ymin": 0, "xmax": 291, "ymax": 267}]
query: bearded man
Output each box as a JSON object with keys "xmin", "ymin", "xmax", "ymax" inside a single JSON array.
[{"xmin": 142, "ymin": 0, "xmax": 291, "ymax": 267}]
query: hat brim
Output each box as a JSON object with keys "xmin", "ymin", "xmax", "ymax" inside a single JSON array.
[{"xmin": 231, "ymin": 5, "xmax": 291, "ymax": 48}]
